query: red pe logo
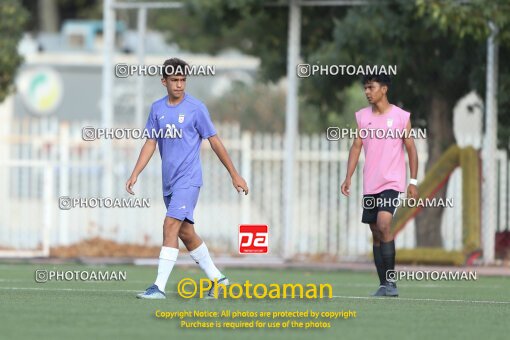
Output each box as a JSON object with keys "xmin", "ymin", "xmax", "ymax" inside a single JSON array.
[{"xmin": 238, "ymin": 225, "xmax": 269, "ymax": 254}]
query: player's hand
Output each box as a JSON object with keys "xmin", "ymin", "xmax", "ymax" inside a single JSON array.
[
  {"xmin": 232, "ymin": 175, "xmax": 249, "ymax": 195},
  {"xmin": 341, "ymin": 178, "xmax": 351, "ymax": 196},
  {"xmin": 407, "ymin": 184, "xmax": 418, "ymax": 200},
  {"xmin": 125, "ymin": 176, "xmax": 137, "ymax": 195}
]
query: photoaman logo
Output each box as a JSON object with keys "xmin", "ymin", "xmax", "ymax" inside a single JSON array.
[{"xmin": 239, "ymin": 225, "xmax": 268, "ymax": 254}]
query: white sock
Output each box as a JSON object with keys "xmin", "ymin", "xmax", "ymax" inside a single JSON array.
[
  {"xmin": 154, "ymin": 246, "xmax": 179, "ymax": 292},
  {"xmin": 189, "ymin": 242, "xmax": 223, "ymax": 280}
]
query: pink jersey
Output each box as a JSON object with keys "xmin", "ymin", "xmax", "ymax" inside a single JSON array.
[{"xmin": 355, "ymin": 104, "xmax": 410, "ymax": 195}]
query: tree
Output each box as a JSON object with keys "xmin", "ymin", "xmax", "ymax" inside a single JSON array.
[
  {"xmin": 0, "ymin": 0, "xmax": 29, "ymax": 103},
  {"xmin": 21, "ymin": 0, "xmax": 102, "ymax": 32},
  {"xmin": 416, "ymin": 0, "xmax": 510, "ymax": 149},
  {"xmin": 150, "ymin": 0, "xmax": 347, "ymax": 81}
]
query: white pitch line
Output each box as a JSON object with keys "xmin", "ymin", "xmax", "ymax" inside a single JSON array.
[
  {"xmin": 329, "ymin": 283, "xmax": 505, "ymax": 289},
  {"xmin": 1, "ymin": 287, "xmax": 509, "ymax": 305},
  {"xmin": 332, "ymin": 295, "xmax": 510, "ymax": 305},
  {"xmin": 0, "ymin": 280, "xmax": 501, "ymax": 289},
  {"xmin": 0, "ymin": 287, "xmax": 140, "ymax": 293}
]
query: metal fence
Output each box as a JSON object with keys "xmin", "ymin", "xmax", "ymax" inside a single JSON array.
[{"xmin": 0, "ymin": 117, "xmax": 508, "ymax": 259}]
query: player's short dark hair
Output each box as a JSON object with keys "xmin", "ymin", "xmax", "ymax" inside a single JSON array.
[
  {"xmin": 162, "ymin": 57, "xmax": 188, "ymax": 78},
  {"xmin": 362, "ymin": 73, "xmax": 391, "ymax": 88}
]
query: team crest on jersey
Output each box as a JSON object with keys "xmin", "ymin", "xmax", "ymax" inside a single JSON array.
[
  {"xmin": 178, "ymin": 114, "xmax": 185, "ymax": 123},
  {"xmin": 387, "ymin": 119, "xmax": 393, "ymax": 127}
]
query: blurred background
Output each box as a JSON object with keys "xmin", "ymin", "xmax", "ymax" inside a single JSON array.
[{"xmin": 0, "ymin": 0, "xmax": 509, "ymax": 267}]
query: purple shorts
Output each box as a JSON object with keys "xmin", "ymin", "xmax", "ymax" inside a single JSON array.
[{"xmin": 163, "ymin": 186, "xmax": 200, "ymax": 224}]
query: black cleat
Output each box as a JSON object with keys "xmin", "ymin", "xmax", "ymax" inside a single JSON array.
[
  {"xmin": 385, "ymin": 281, "xmax": 399, "ymax": 297},
  {"xmin": 372, "ymin": 285, "xmax": 386, "ymax": 296}
]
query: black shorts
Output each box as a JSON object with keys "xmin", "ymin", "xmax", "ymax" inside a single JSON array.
[{"xmin": 361, "ymin": 189, "xmax": 401, "ymax": 224}]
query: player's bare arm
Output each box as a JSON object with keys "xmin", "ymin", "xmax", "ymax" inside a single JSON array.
[
  {"xmin": 208, "ymin": 135, "xmax": 249, "ymax": 195},
  {"xmin": 403, "ymin": 120, "xmax": 418, "ymax": 199},
  {"xmin": 341, "ymin": 133, "xmax": 363, "ymax": 197},
  {"xmin": 125, "ymin": 139, "xmax": 157, "ymax": 195}
]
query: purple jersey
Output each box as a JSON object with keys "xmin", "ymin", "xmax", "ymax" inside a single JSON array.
[{"xmin": 145, "ymin": 93, "xmax": 217, "ymax": 195}]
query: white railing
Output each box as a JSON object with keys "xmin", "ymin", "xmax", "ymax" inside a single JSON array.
[{"xmin": 0, "ymin": 117, "xmax": 508, "ymax": 259}]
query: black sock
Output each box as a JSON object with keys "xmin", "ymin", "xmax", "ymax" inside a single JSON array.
[
  {"xmin": 380, "ymin": 240, "xmax": 396, "ymax": 284},
  {"xmin": 373, "ymin": 245, "xmax": 385, "ymax": 286}
]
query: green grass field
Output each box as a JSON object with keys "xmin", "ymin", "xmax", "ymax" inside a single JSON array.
[{"xmin": 0, "ymin": 263, "xmax": 508, "ymax": 340}]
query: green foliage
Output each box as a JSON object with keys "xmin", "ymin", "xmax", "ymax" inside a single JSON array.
[
  {"xmin": 416, "ymin": 0, "xmax": 510, "ymax": 44},
  {"xmin": 0, "ymin": 0, "xmax": 29, "ymax": 103},
  {"xmin": 20, "ymin": 0, "xmax": 102, "ymax": 31},
  {"xmin": 416, "ymin": 0, "xmax": 510, "ymax": 148},
  {"xmin": 150, "ymin": 0, "xmax": 346, "ymax": 82},
  {"xmin": 306, "ymin": 0, "xmax": 484, "ymax": 128}
]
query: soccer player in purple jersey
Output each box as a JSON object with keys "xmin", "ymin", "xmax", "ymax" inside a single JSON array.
[{"xmin": 126, "ymin": 58, "xmax": 249, "ymax": 299}]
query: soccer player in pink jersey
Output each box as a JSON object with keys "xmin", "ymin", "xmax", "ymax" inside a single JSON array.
[{"xmin": 341, "ymin": 74, "xmax": 418, "ymax": 297}]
